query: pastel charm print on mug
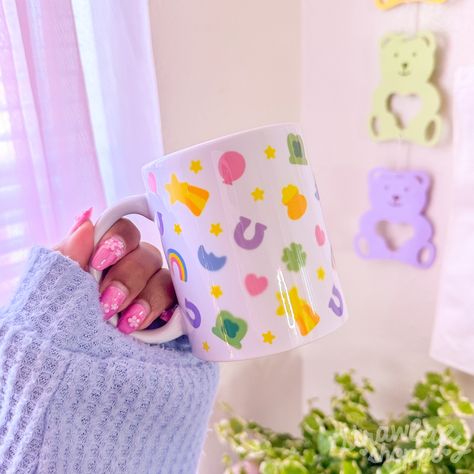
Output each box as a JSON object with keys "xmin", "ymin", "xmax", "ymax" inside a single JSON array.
[{"xmin": 91, "ymin": 124, "xmax": 348, "ymax": 361}]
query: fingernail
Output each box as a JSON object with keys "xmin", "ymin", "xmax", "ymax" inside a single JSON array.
[
  {"xmin": 159, "ymin": 305, "xmax": 177, "ymax": 323},
  {"xmin": 118, "ymin": 302, "xmax": 149, "ymax": 334},
  {"xmin": 90, "ymin": 237, "xmax": 125, "ymax": 270},
  {"xmin": 100, "ymin": 283, "xmax": 128, "ymax": 320},
  {"xmin": 69, "ymin": 207, "xmax": 93, "ymax": 234}
]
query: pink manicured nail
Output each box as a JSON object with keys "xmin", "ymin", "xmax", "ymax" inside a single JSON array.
[
  {"xmin": 90, "ymin": 237, "xmax": 126, "ymax": 270},
  {"xmin": 69, "ymin": 207, "xmax": 93, "ymax": 234},
  {"xmin": 100, "ymin": 283, "xmax": 128, "ymax": 320},
  {"xmin": 118, "ymin": 302, "xmax": 148, "ymax": 334},
  {"xmin": 159, "ymin": 305, "xmax": 177, "ymax": 323}
]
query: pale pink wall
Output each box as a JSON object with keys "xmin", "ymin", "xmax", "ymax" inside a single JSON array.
[
  {"xmin": 149, "ymin": 2, "xmax": 302, "ymax": 473},
  {"xmin": 149, "ymin": 1, "xmax": 474, "ymax": 472},
  {"xmin": 302, "ymin": 0, "xmax": 474, "ymax": 416}
]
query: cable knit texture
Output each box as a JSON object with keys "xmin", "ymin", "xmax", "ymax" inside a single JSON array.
[{"xmin": 0, "ymin": 247, "xmax": 219, "ymax": 474}]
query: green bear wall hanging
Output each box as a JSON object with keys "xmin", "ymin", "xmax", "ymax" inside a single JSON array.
[{"xmin": 369, "ymin": 32, "xmax": 442, "ymax": 147}]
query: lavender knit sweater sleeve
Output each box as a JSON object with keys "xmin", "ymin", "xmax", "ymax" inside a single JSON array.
[{"xmin": 0, "ymin": 247, "xmax": 219, "ymax": 474}]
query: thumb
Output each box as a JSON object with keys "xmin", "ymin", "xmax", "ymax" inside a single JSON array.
[{"xmin": 55, "ymin": 208, "xmax": 95, "ymax": 270}]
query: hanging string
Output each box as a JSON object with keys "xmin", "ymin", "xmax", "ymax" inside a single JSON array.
[
  {"xmin": 407, "ymin": 3, "xmax": 421, "ymax": 168},
  {"xmin": 388, "ymin": 3, "xmax": 421, "ymax": 171},
  {"xmin": 400, "ymin": 2, "xmax": 421, "ymax": 170},
  {"xmin": 414, "ymin": 3, "xmax": 421, "ymax": 34},
  {"xmin": 404, "ymin": 140, "xmax": 412, "ymax": 169}
]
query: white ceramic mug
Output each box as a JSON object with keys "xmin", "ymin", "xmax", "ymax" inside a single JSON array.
[{"xmin": 92, "ymin": 123, "xmax": 347, "ymax": 361}]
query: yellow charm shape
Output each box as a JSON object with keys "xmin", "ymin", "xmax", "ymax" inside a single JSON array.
[
  {"xmin": 369, "ymin": 32, "xmax": 442, "ymax": 147},
  {"xmin": 165, "ymin": 173, "xmax": 210, "ymax": 216},
  {"xmin": 276, "ymin": 286, "xmax": 320, "ymax": 337},
  {"xmin": 375, "ymin": 0, "xmax": 447, "ymax": 11},
  {"xmin": 282, "ymin": 185, "xmax": 307, "ymax": 220}
]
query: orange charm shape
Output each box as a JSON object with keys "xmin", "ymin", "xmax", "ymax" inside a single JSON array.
[{"xmin": 282, "ymin": 185, "xmax": 307, "ymax": 220}]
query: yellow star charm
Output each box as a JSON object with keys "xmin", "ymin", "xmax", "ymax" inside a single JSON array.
[
  {"xmin": 251, "ymin": 187, "xmax": 265, "ymax": 201},
  {"xmin": 165, "ymin": 174, "xmax": 188, "ymax": 204},
  {"xmin": 202, "ymin": 341, "xmax": 210, "ymax": 352},
  {"xmin": 264, "ymin": 145, "xmax": 276, "ymax": 159},
  {"xmin": 210, "ymin": 285, "xmax": 223, "ymax": 298},
  {"xmin": 174, "ymin": 224, "xmax": 182, "ymax": 235},
  {"xmin": 262, "ymin": 331, "xmax": 276, "ymax": 344},
  {"xmin": 317, "ymin": 267, "xmax": 325, "ymax": 280},
  {"xmin": 210, "ymin": 223, "xmax": 223, "ymax": 236},
  {"xmin": 190, "ymin": 160, "xmax": 203, "ymax": 174}
]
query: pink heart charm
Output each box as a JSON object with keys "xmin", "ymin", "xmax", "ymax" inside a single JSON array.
[
  {"xmin": 315, "ymin": 225, "xmax": 326, "ymax": 246},
  {"xmin": 245, "ymin": 274, "xmax": 268, "ymax": 296}
]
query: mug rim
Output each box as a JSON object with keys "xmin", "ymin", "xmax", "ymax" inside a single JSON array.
[{"xmin": 142, "ymin": 121, "xmax": 300, "ymax": 170}]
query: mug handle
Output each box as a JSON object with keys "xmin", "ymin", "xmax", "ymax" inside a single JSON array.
[{"xmin": 90, "ymin": 194, "xmax": 187, "ymax": 344}]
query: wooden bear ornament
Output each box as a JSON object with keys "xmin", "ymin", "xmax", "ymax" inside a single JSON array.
[
  {"xmin": 354, "ymin": 168, "xmax": 436, "ymax": 269},
  {"xmin": 369, "ymin": 32, "xmax": 442, "ymax": 147}
]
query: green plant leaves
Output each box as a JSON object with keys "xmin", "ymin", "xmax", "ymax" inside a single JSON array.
[
  {"xmin": 216, "ymin": 370, "xmax": 474, "ymax": 473},
  {"xmin": 456, "ymin": 399, "xmax": 474, "ymax": 416},
  {"xmin": 261, "ymin": 459, "xmax": 309, "ymax": 474},
  {"xmin": 343, "ymin": 460, "xmax": 362, "ymax": 474}
]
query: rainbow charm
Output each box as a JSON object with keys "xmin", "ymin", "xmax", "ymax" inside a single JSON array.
[{"xmin": 167, "ymin": 248, "xmax": 188, "ymax": 282}]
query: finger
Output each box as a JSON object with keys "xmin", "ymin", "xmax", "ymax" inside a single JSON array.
[
  {"xmin": 99, "ymin": 243, "xmax": 163, "ymax": 320},
  {"xmin": 57, "ymin": 221, "xmax": 95, "ymax": 270},
  {"xmin": 54, "ymin": 207, "xmax": 94, "ymax": 269},
  {"xmin": 117, "ymin": 268, "xmax": 176, "ymax": 334},
  {"xmin": 90, "ymin": 218, "xmax": 140, "ymax": 271}
]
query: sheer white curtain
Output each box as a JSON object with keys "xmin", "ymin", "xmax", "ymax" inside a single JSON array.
[
  {"xmin": 0, "ymin": 0, "xmax": 163, "ymax": 303},
  {"xmin": 0, "ymin": 0, "xmax": 105, "ymax": 299},
  {"xmin": 72, "ymin": 0, "xmax": 164, "ymax": 204}
]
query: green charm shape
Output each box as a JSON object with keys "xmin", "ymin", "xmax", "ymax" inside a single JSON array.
[
  {"xmin": 282, "ymin": 243, "xmax": 307, "ymax": 272},
  {"xmin": 212, "ymin": 310, "xmax": 248, "ymax": 349},
  {"xmin": 287, "ymin": 133, "xmax": 308, "ymax": 165},
  {"xmin": 369, "ymin": 31, "xmax": 442, "ymax": 147}
]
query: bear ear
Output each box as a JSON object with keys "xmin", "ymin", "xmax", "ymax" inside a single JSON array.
[
  {"xmin": 369, "ymin": 167, "xmax": 388, "ymax": 184},
  {"xmin": 417, "ymin": 31, "xmax": 436, "ymax": 52},
  {"xmin": 380, "ymin": 33, "xmax": 400, "ymax": 49},
  {"xmin": 380, "ymin": 33, "xmax": 395, "ymax": 49},
  {"xmin": 413, "ymin": 171, "xmax": 431, "ymax": 190}
]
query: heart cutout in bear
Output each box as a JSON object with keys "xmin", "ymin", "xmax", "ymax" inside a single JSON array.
[
  {"xmin": 390, "ymin": 94, "xmax": 422, "ymax": 130},
  {"xmin": 376, "ymin": 221, "xmax": 415, "ymax": 251},
  {"xmin": 245, "ymin": 274, "xmax": 268, "ymax": 296},
  {"xmin": 223, "ymin": 318, "xmax": 239, "ymax": 339}
]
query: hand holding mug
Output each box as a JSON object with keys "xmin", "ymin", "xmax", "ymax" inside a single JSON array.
[
  {"xmin": 56, "ymin": 211, "xmax": 177, "ymax": 333},
  {"xmin": 90, "ymin": 124, "xmax": 348, "ymax": 361}
]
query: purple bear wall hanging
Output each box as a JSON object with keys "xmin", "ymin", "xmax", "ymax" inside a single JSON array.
[{"xmin": 354, "ymin": 168, "xmax": 436, "ymax": 269}]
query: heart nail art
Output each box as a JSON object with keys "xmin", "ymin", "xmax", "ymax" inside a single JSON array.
[{"xmin": 245, "ymin": 274, "xmax": 268, "ymax": 296}]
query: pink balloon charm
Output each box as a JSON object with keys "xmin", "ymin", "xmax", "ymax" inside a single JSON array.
[
  {"xmin": 354, "ymin": 168, "xmax": 436, "ymax": 269},
  {"xmin": 218, "ymin": 151, "xmax": 246, "ymax": 185}
]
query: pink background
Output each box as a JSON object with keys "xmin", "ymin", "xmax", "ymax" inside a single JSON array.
[{"xmin": 301, "ymin": 0, "xmax": 474, "ymax": 412}]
